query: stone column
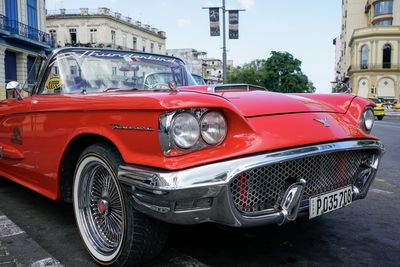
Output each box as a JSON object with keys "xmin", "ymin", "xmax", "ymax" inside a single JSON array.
[
  {"xmin": 19, "ymin": 0, "xmax": 28, "ymax": 25},
  {"xmin": 0, "ymin": 46, "xmax": 6, "ymax": 100},
  {"xmin": 16, "ymin": 52, "xmax": 28, "ymax": 86}
]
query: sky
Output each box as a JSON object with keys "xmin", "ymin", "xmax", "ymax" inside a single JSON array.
[{"xmin": 45, "ymin": 0, "xmax": 342, "ymax": 93}]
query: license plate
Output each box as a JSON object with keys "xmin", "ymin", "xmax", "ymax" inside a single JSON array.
[{"xmin": 309, "ymin": 186, "xmax": 353, "ymax": 219}]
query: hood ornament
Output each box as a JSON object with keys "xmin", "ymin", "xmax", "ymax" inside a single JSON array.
[{"xmin": 314, "ymin": 118, "xmax": 330, "ymax": 127}]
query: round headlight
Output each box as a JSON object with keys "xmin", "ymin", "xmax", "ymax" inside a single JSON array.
[
  {"xmin": 363, "ymin": 108, "xmax": 375, "ymax": 132},
  {"xmin": 171, "ymin": 113, "xmax": 200, "ymax": 149},
  {"xmin": 200, "ymin": 111, "xmax": 227, "ymax": 145}
]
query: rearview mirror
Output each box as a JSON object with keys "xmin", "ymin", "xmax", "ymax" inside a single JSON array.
[
  {"xmin": 119, "ymin": 64, "xmax": 139, "ymax": 72},
  {"xmin": 6, "ymin": 81, "xmax": 23, "ymax": 100}
]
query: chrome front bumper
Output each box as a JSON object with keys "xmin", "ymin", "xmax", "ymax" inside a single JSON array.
[{"xmin": 118, "ymin": 140, "xmax": 384, "ymax": 227}]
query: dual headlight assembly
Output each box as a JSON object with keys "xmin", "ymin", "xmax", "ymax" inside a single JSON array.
[{"xmin": 159, "ymin": 109, "xmax": 227, "ymax": 156}]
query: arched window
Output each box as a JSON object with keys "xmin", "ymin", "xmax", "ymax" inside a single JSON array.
[
  {"xmin": 361, "ymin": 45, "xmax": 369, "ymax": 69},
  {"xmin": 383, "ymin": 44, "xmax": 391, "ymax": 68}
]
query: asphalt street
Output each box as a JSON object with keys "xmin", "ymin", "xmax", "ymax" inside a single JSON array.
[{"xmin": 0, "ymin": 116, "xmax": 399, "ymax": 267}]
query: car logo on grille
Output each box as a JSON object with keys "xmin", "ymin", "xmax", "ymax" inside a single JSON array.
[{"xmin": 314, "ymin": 118, "xmax": 330, "ymax": 127}]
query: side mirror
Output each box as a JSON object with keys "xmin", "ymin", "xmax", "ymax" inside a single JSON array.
[{"xmin": 6, "ymin": 81, "xmax": 23, "ymax": 100}]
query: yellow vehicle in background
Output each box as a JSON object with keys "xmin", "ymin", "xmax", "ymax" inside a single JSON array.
[{"xmin": 369, "ymin": 98, "xmax": 385, "ymax": 120}]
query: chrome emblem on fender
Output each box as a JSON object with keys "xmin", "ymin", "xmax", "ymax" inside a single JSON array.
[
  {"xmin": 112, "ymin": 124, "xmax": 155, "ymax": 132},
  {"xmin": 314, "ymin": 118, "xmax": 330, "ymax": 127}
]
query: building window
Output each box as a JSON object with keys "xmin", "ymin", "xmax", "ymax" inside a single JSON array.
[
  {"xmin": 142, "ymin": 46, "xmax": 146, "ymax": 52},
  {"xmin": 89, "ymin": 28, "xmax": 97, "ymax": 43},
  {"xmin": 69, "ymin": 28, "xmax": 77, "ymax": 44},
  {"xmin": 361, "ymin": 45, "xmax": 368, "ymax": 69},
  {"xmin": 382, "ymin": 44, "xmax": 391, "ymax": 69},
  {"xmin": 374, "ymin": 0, "xmax": 393, "ymax": 16},
  {"xmin": 111, "ymin": 30, "xmax": 116, "ymax": 46},
  {"xmin": 27, "ymin": 0, "xmax": 37, "ymax": 31},
  {"xmin": 158, "ymin": 44, "xmax": 162, "ymax": 52},
  {"xmin": 49, "ymin": 29, "xmax": 57, "ymax": 42},
  {"xmin": 133, "ymin": 37, "xmax": 137, "ymax": 50},
  {"xmin": 5, "ymin": 0, "xmax": 18, "ymax": 31},
  {"xmin": 373, "ymin": 19, "xmax": 392, "ymax": 26},
  {"xmin": 123, "ymin": 34, "xmax": 127, "ymax": 48},
  {"xmin": 150, "ymin": 43, "xmax": 154, "ymax": 53}
]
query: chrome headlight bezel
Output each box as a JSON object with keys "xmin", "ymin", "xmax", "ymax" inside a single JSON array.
[
  {"xmin": 158, "ymin": 108, "xmax": 227, "ymax": 156},
  {"xmin": 200, "ymin": 111, "xmax": 227, "ymax": 145},
  {"xmin": 170, "ymin": 112, "xmax": 200, "ymax": 149},
  {"xmin": 360, "ymin": 107, "xmax": 375, "ymax": 133}
]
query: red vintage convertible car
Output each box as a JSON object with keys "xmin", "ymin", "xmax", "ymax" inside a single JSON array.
[{"xmin": 0, "ymin": 48, "xmax": 383, "ymax": 266}]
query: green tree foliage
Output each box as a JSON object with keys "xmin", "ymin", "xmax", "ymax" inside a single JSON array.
[{"xmin": 228, "ymin": 51, "xmax": 316, "ymax": 93}]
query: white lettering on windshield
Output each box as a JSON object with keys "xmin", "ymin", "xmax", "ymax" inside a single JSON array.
[{"xmin": 77, "ymin": 50, "xmax": 177, "ymax": 64}]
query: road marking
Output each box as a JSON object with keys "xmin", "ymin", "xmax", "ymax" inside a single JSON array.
[
  {"xmin": 370, "ymin": 188, "xmax": 393, "ymax": 195},
  {"xmin": 374, "ymin": 178, "xmax": 400, "ymax": 192},
  {"xmin": 29, "ymin": 258, "xmax": 63, "ymax": 267},
  {"xmin": 0, "ymin": 216, "xmax": 24, "ymax": 238},
  {"xmin": 375, "ymin": 120, "xmax": 400, "ymax": 125},
  {"xmin": 374, "ymin": 123, "xmax": 400, "ymax": 129}
]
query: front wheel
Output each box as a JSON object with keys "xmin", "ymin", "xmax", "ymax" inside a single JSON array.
[
  {"xmin": 73, "ymin": 143, "xmax": 168, "ymax": 266},
  {"xmin": 377, "ymin": 115, "xmax": 384, "ymax": 120}
]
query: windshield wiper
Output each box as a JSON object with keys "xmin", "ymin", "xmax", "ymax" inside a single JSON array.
[{"xmin": 103, "ymin": 87, "xmax": 141, "ymax": 92}]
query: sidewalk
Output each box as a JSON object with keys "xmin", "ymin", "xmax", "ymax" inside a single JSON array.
[{"xmin": 0, "ymin": 211, "xmax": 62, "ymax": 267}]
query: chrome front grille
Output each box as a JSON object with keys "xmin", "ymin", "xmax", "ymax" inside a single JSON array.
[{"xmin": 230, "ymin": 150, "xmax": 374, "ymax": 214}]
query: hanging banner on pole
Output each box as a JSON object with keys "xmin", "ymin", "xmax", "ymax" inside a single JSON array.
[
  {"xmin": 209, "ymin": 8, "xmax": 220, "ymax": 36},
  {"xmin": 229, "ymin": 10, "xmax": 239, "ymax": 39}
]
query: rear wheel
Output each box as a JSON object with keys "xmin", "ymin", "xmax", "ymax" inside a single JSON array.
[
  {"xmin": 377, "ymin": 115, "xmax": 384, "ymax": 120},
  {"xmin": 73, "ymin": 143, "xmax": 168, "ymax": 266}
]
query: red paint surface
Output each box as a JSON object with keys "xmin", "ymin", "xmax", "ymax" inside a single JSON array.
[{"xmin": 0, "ymin": 89, "xmax": 377, "ymax": 200}]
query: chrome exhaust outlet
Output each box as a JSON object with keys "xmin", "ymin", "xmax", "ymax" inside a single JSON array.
[{"xmin": 277, "ymin": 179, "xmax": 306, "ymax": 226}]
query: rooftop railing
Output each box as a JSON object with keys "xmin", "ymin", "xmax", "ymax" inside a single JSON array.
[
  {"xmin": 46, "ymin": 8, "xmax": 166, "ymax": 38},
  {"xmin": 0, "ymin": 14, "xmax": 52, "ymax": 47}
]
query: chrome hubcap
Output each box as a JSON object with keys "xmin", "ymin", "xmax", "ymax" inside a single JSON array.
[{"xmin": 75, "ymin": 157, "xmax": 124, "ymax": 260}]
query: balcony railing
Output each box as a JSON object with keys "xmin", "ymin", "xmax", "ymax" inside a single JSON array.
[{"xmin": 0, "ymin": 14, "xmax": 52, "ymax": 47}]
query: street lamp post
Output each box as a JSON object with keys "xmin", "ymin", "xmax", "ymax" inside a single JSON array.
[
  {"xmin": 204, "ymin": 1, "xmax": 244, "ymax": 84},
  {"xmin": 222, "ymin": 0, "xmax": 227, "ymax": 83}
]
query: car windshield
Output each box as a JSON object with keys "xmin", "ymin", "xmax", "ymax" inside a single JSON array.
[{"xmin": 40, "ymin": 49, "xmax": 196, "ymax": 94}]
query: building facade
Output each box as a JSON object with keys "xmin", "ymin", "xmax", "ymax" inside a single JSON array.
[
  {"xmin": 0, "ymin": 0, "xmax": 51, "ymax": 100},
  {"xmin": 203, "ymin": 58, "xmax": 223, "ymax": 84},
  {"xmin": 46, "ymin": 8, "xmax": 166, "ymax": 54},
  {"xmin": 334, "ymin": 0, "xmax": 400, "ymax": 101},
  {"xmin": 166, "ymin": 48, "xmax": 207, "ymax": 76},
  {"xmin": 167, "ymin": 48, "xmax": 223, "ymax": 84}
]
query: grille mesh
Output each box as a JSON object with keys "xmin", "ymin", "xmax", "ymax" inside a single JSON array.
[{"xmin": 230, "ymin": 150, "xmax": 374, "ymax": 214}]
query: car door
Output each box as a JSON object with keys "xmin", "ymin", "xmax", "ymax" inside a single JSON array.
[
  {"xmin": 0, "ymin": 96, "xmax": 36, "ymax": 184},
  {"xmin": 0, "ymin": 56, "xmax": 44, "ymax": 188}
]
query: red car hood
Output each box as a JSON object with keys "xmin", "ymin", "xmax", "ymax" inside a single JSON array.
[{"xmin": 180, "ymin": 87, "xmax": 355, "ymax": 117}]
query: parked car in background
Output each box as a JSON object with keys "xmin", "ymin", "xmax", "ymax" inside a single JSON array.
[
  {"xmin": 191, "ymin": 73, "xmax": 206, "ymax": 85},
  {"xmin": 369, "ymin": 98, "xmax": 385, "ymax": 120},
  {"xmin": 0, "ymin": 48, "xmax": 384, "ymax": 267}
]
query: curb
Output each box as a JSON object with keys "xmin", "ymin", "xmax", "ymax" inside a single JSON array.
[{"xmin": 0, "ymin": 212, "xmax": 63, "ymax": 267}]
